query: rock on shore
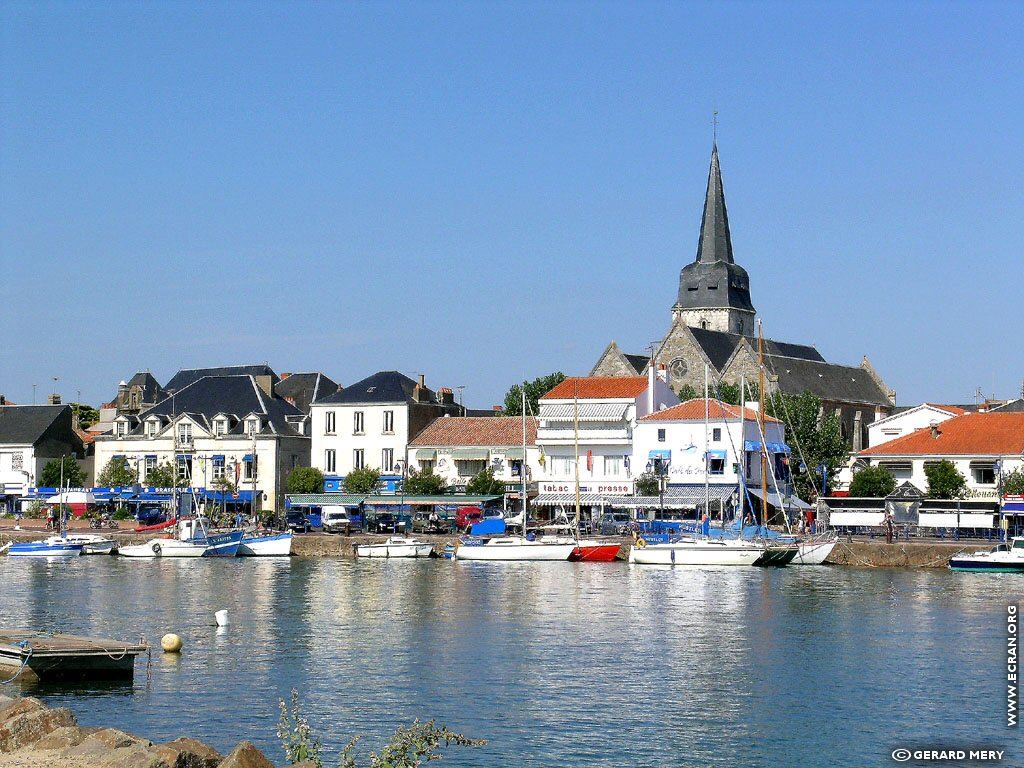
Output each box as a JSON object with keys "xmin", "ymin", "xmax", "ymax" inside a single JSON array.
[{"xmin": 0, "ymin": 695, "xmax": 275, "ymax": 768}]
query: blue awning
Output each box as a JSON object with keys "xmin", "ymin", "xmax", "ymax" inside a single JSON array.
[
  {"xmin": 212, "ymin": 455, "xmax": 225, "ymax": 461},
  {"xmin": 706, "ymin": 449, "xmax": 728, "ymax": 460},
  {"xmin": 113, "ymin": 455, "xmax": 125, "ymax": 460},
  {"xmin": 176, "ymin": 454, "xmax": 191, "ymax": 460},
  {"xmin": 648, "ymin": 449, "xmax": 671, "ymax": 460},
  {"xmin": 744, "ymin": 441, "xmax": 791, "ymax": 454},
  {"xmin": 243, "ymin": 454, "xmax": 254, "ymax": 461},
  {"xmin": 145, "ymin": 455, "xmax": 157, "ymax": 460}
]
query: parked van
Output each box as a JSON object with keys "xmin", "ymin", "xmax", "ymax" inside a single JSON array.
[
  {"xmin": 455, "ymin": 506, "xmax": 483, "ymax": 533},
  {"xmin": 322, "ymin": 506, "xmax": 354, "ymax": 535}
]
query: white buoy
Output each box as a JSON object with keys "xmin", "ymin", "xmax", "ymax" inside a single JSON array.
[
  {"xmin": 161, "ymin": 633, "xmax": 182, "ymax": 653},
  {"xmin": 215, "ymin": 610, "xmax": 229, "ymax": 627}
]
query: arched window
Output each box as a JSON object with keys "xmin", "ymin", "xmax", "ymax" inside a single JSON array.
[{"xmin": 700, "ymin": 320, "xmax": 708, "ymax": 330}]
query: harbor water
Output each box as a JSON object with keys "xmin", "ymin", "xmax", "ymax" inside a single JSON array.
[{"xmin": 0, "ymin": 557, "xmax": 1016, "ymax": 766}]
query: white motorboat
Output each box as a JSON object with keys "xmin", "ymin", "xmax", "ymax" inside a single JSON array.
[
  {"xmin": 793, "ymin": 533, "xmax": 838, "ymax": 565},
  {"xmin": 454, "ymin": 536, "xmax": 577, "ymax": 562},
  {"xmin": 42, "ymin": 534, "xmax": 116, "ymax": 555},
  {"xmin": 949, "ymin": 537, "xmax": 1024, "ymax": 573},
  {"xmin": 355, "ymin": 536, "xmax": 434, "ymax": 558},
  {"xmin": 629, "ymin": 536, "xmax": 765, "ymax": 566},
  {"xmin": 237, "ymin": 531, "xmax": 293, "ymax": 557},
  {"xmin": 118, "ymin": 538, "xmax": 208, "ymax": 558}
]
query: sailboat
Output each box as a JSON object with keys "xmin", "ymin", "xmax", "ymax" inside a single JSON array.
[
  {"xmin": 8, "ymin": 458, "xmax": 86, "ymax": 558},
  {"xmin": 235, "ymin": 428, "xmax": 293, "ymax": 556},
  {"xmin": 453, "ymin": 387, "xmax": 576, "ymax": 562}
]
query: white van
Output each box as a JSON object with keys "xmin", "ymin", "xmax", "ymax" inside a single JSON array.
[{"xmin": 321, "ymin": 506, "xmax": 353, "ymax": 535}]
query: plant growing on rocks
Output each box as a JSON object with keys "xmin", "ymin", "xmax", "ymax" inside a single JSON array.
[{"xmin": 278, "ymin": 688, "xmax": 323, "ymax": 766}]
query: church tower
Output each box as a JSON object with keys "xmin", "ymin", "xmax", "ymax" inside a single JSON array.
[{"xmin": 671, "ymin": 145, "xmax": 756, "ymax": 335}]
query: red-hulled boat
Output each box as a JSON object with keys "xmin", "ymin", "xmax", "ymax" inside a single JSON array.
[{"xmin": 570, "ymin": 540, "xmax": 622, "ymax": 562}]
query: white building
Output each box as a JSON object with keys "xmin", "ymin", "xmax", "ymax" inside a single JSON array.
[
  {"xmin": 94, "ymin": 373, "xmax": 309, "ymax": 514},
  {"xmin": 534, "ymin": 369, "xmax": 679, "ymax": 511},
  {"xmin": 311, "ymin": 371, "xmax": 464, "ymax": 479},
  {"xmin": 407, "ymin": 416, "xmax": 540, "ymax": 492},
  {"xmin": 0, "ymin": 403, "xmax": 86, "ymax": 513},
  {"xmin": 857, "ymin": 410, "xmax": 1024, "ymax": 501},
  {"xmin": 867, "ymin": 403, "xmax": 966, "ymax": 448}
]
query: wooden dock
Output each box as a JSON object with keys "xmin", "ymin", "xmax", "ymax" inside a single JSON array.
[{"xmin": 0, "ymin": 631, "xmax": 149, "ymax": 682}]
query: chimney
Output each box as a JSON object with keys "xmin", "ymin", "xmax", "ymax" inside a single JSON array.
[
  {"xmin": 254, "ymin": 375, "xmax": 274, "ymax": 398},
  {"xmin": 438, "ymin": 387, "xmax": 454, "ymax": 405},
  {"xmin": 647, "ymin": 362, "xmax": 656, "ymax": 414},
  {"xmin": 493, "ymin": 405, "xmax": 503, "ymax": 413},
  {"xmin": 413, "ymin": 374, "xmax": 428, "ymax": 403},
  {"xmin": 0, "ymin": 395, "xmax": 5, "ymax": 406},
  {"xmin": 48, "ymin": 393, "xmax": 61, "ymax": 405},
  {"xmin": 929, "ymin": 422, "xmax": 941, "ymax": 439}
]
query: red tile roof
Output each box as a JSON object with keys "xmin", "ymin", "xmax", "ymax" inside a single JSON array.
[
  {"xmin": 641, "ymin": 399, "xmax": 780, "ymax": 423},
  {"xmin": 410, "ymin": 416, "xmax": 538, "ymax": 447},
  {"xmin": 860, "ymin": 412, "xmax": 1024, "ymax": 456},
  {"xmin": 541, "ymin": 377, "xmax": 648, "ymax": 400},
  {"xmin": 925, "ymin": 403, "xmax": 967, "ymax": 416}
]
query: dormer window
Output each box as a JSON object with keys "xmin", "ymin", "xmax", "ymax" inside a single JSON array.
[
  {"xmin": 215, "ymin": 419, "xmax": 227, "ymax": 437},
  {"xmin": 146, "ymin": 420, "xmax": 160, "ymax": 437},
  {"xmin": 116, "ymin": 420, "xmax": 129, "ymax": 437},
  {"xmin": 177, "ymin": 423, "xmax": 193, "ymax": 445},
  {"xmin": 246, "ymin": 418, "xmax": 261, "ymax": 436}
]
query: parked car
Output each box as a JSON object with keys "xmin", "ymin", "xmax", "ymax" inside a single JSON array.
[
  {"xmin": 322, "ymin": 506, "xmax": 354, "ymax": 535},
  {"xmin": 455, "ymin": 506, "xmax": 483, "ymax": 533},
  {"xmin": 411, "ymin": 511, "xmax": 451, "ymax": 534},
  {"xmin": 286, "ymin": 509, "xmax": 314, "ymax": 533},
  {"xmin": 368, "ymin": 513, "xmax": 403, "ymax": 534},
  {"xmin": 135, "ymin": 507, "xmax": 166, "ymax": 526},
  {"xmin": 600, "ymin": 512, "xmax": 633, "ymax": 536}
]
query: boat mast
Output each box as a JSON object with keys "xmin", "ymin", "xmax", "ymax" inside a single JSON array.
[
  {"xmin": 738, "ymin": 374, "xmax": 745, "ymax": 529},
  {"xmin": 704, "ymin": 364, "xmax": 710, "ymax": 528},
  {"xmin": 758, "ymin": 320, "xmax": 767, "ymax": 530},
  {"xmin": 521, "ymin": 385, "xmax": 527, "ymax": 537},
  {"xmin": 59, "ymin": 454, "xmax": 66, "ymax": 538},
  {"xmin": 574, "ymin": 379, "xmax": 580, "ymax": 542}
]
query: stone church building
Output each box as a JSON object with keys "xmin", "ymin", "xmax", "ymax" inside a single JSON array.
[{"xmin": 591, "ymin": 145, "xmax": 895, "ymax": 452}]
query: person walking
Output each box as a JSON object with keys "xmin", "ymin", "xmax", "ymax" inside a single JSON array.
[{"xmin": 884, "ymin": 512, "xmax": 895, "ymax": 544}]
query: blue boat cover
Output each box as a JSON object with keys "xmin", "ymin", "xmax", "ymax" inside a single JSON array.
[{"xmin": 471, "ymin": 519, "xmax": 506, "ymax": 536}]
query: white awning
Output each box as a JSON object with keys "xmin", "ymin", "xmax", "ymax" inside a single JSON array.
[
  {"xmin": 534, "ymin": 493, "xmax": 606, "ymax": 506},
  {"xmin": 609, "ymin": 485, "xmax": 736, "ymax": 509},
  {"xmin": 747, "ymin": 488, "xmax": 811, "ymax": 511},
  {"xmin": 540, "ymin": 403, "xmax": 629, "ymax": 422}
]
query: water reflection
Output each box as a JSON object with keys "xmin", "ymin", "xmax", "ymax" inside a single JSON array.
[{"xmin": 0, "ymin": 558, "xmax": 1014, "ymax": 767}]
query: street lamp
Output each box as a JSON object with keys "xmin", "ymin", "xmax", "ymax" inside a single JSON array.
[
  {"xmin": 646, "ymin": 457, "xmax": 670, "ymax": 522},
  {"xmin": 395, "ymin": 459, "xmax": 407, "ymax": 533}
]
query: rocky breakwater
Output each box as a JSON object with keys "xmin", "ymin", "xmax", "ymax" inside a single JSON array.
[{"xmin": 0, "ymin": 695, "xmax": 291, "ymax": 768}]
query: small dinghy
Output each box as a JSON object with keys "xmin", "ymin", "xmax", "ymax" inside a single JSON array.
[
  {"xmin": 949, "ymin": 537, "xmax": 1024, "ymax": 573},
  {"xmin": 355, "ymin": 536, "xmax": 434, "ymax": 558}
]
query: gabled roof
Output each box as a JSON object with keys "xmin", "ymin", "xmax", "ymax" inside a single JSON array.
[
  {"xmin": 767, "ymin": 356, "xmax": 890, "ymax": 406},
  {"xmin": 870, "ymin": 403, "xmax": 964, "ymax": 429},
  {"xmin": 860, "ymin": 412, "xmax": 1024, "ymax": 456},
  {"xmin": 125, "ymin": 371, "xmax": 165, "ymax": 402},
  {"xmin": 687, "ymin": 327, "xmax": 825, "ymax": 373},
  {"xmin": 991, "ymin": 399, "xmax": 1024, "ymax": 413},
  {"xmin": 135, "ymin": 375, "xmax": 304, "ymax": 436},
  {"xmin": 275, "ymin": 372, "xmax": 340, "ymax": 413},
  {"xmin": 0, "ymin": 405, "xmax": 67, "ymax": 444},
  {"xmin": 164, "ymin": 365, "xmax": 278, "ymax": 394},
  {"xmin": 622, "ymin": 354, "xmax": 648, "ymax": 375},
  {"xmin": 315, "ymin": 371, "xmax": 427, "ymax": 405},
  {"xmin": 541, "ymin": 377, "xmax": 648, "ymax": 401},
  {"xmin": 924, "ymin": 403, "xmax": 968, "ymax": 416},
  {"xmin": 409, "ymin": 417, "xmax": 538, "ymax": 447},
  {"xmin": 641, "ymin": 399, "xmax": 780, "ymax": 423}
]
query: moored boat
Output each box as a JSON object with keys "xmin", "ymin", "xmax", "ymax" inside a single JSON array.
[
  {"xmin": 754, "ymin": 541, "xmax": 799, "ymax": 566},
  {"xmin": 6, "ymin": 540, "xmax": 84, "ymax": 558},
  {"xmin": 628, "ymin": 536, "xmax": 765, "ymax": 566},
  {"xmin": 237, "ymin": 531, "xmax": 293, "ymax": 556},
  {"xmin": 43, "ymin": 534, "xmax": 116, "ymax": 555},
  {"xmin": 793, "ymin": 533, "xmax": 838, "ymax": 565},
  {"xmin": 949, "ymin": 537, "xmax": 1024, "ymax": 573},
  {"xmin": 570, "ymin": 540, "xmax": 622, "ymax": 562},
  {"xmin": 200, "ymin": 530, "xmax": 244, "ymax": 557},
  {"xmin": 118, "ymin": 538, "xmax": 208, "ymax": 558},
  {"xmin": 355, "ymin": 536, "xmax": 434, "ymax": 558},
  {"xmin": 454, "ymin": 536, "xmax": 576, "ymax": 561}
]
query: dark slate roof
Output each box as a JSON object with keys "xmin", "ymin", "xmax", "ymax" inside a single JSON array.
[
  {"xmin": 316, "ymin": 371, "xmax": 430, "ymax": 405},
  {"xmin": 675, "ymin": 145, "xmax": 755, "ymax": 313},
  {"xmin": 688, "ymin": 327, "xmax": 825, "ymax": 372},
  {"xmin": 165, "ymin": 365, "xmax": 278, "ymax": 394},
  {"xmin": 275, "ymin": 372, "xmax": 340, "ymax": 414},
  {"xmin": 0, "ymin": 405, "xmax": 66, "ymax": 444},
  {"xmin": 126, "ymin": 371, "xmax": 165, "ymax": 402},
  {"xmin": 622, "ymin": 354, "xmax": 648, "ymax": 375},
  {"xmin": 766, "ymin": 356, "xmax": 890, "ymax": 406},
  {"xmin": 139, "ymin": 375, "xmax": 304, "ymax": 435},
  {"xmin": 992, "ymin": 398, "xmax": 1024, "ymax": 412}
]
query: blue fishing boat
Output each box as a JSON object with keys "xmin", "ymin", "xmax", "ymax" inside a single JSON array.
[
  {"xmin": 199, "ymin": 530, "xmax": 244, "ymax": 557},
  {"xmin": 237, "ymin": 531, "xmax": 292, "ymax": 556},
  {"xmin": 6, "ymin": 540, "xmax": 84, "ymax": 558}
]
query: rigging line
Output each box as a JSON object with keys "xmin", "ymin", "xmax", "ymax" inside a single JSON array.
[
  {"xmin": 750, "ymin": 387, "xmax": 793, "ymax": 534},
  {"xmin": 770, "ymin": 387, "xmax": 818, "ymax": 498}
]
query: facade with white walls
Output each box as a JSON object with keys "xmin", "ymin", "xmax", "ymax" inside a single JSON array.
[
  {"xmin": 0, "ymin": 404, "xmax": 86, "ymax": 512},
  {"xmin": 866, "ymin": 404, "xmax": 965, "ymax": 448}
]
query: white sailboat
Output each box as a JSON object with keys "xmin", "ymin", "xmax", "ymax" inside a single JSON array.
[
  {"xmin": 41, "ymin": 533, "xmax": 115, "ymax": 555},
  {"xmin": 117, "ymin": 537, "xmax": 209, "ymax": 558},
  {"xmin": 454, "ymin": 386, "xmax": 575, "ymax": 563},
  {"xmin": 355, "ymin": 536, "xmax": 434, "ymax": 558}
]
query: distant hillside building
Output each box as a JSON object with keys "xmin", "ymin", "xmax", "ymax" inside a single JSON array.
[{"xmin": 591, "ymin": 144, "xmax": 895, "ymax": 450}]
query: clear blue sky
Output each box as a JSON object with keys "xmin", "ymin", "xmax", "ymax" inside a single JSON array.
[{"xmin": 2, "ymin": 1, "xmax": 1021, "ymax": 409}]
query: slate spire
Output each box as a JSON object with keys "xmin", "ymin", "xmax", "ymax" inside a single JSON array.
[{"xmin": 695, "ymin": 144, "xmax": 734, "ymax": 265}]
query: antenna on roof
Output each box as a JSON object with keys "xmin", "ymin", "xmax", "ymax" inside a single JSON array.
[{"xmin": 713, "ymin": 110, "xmax": 718, "ymax": 145}]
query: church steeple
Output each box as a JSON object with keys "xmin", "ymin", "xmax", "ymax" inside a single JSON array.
[
  {"xmin": 695, "ymin": 144, "xmax": 735, "ymax": 265},
  {"xmin": 672, "ymin": 144, "xmax": 756, "ymax": 335}
]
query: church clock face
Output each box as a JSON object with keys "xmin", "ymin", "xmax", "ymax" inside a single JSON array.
[{"xmin": 670, "ymin": 357, "xmax": 689, "ymax": 379}]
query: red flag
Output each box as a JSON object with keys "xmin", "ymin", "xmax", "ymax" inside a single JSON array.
[{"xmin": 587, "ymin": 450, "xmax": 593, "ymax": 471}]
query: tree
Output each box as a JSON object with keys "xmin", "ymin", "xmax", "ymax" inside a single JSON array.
[
  {"xmin": 676, "ymin": 384, "xmax": 699, "ymax": 401},
  {"xmin": 503, "ymin": 372, "xmax": 567, "ymax": 416},
  {"xmin": 466, "ymin": 468, "xmax": 505, "ymax": 496},
  {"xmin": 144, "ymin": 461, "xmax": 177, "ymax": 488},
  {"xmin": 714, "ymin": 381, "xmax": 760, "ymax": 406},
  {"xmin": 635, "ymin": 471, "xmax": 661, "ymax": 496},
  {"xmin": 848, "ymin": 465, "xmax": 897, "ymax": 498},
  {"xmin": 925, "ymin": 460, "xmax": 967, "ymax": 499},
  {"xmin": 1002, "ymin": 468, "xmax": 1024, "ymax": 496},
  {"xmin": 403, "ymin": 468, "xmax": 447, "ymax": 496},
  {"xmin": 287, "ymin": 466, "xmax": 324, "ymax": 494},
  {"xmin": 764, "ymin": 390, "xmax": 847, "ymax": 501},
  {"xmin": 96, "ymin": 457, "xmax": 139, "ymax": 488},
  {"xmin": 70, "ymin": 403, "xmax": 100, "ymax": 429},
  {"xmin": 344, "ymin": 467, "xmax": 381, "ymax": 494},
  {"xmin": 39, "ymin": 456, "xmax": 86, "ymax": 488}
]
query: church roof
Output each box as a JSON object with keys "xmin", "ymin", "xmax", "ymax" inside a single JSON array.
[
  {"xmin": 688, "ymin": 327, "xmax": 825, "ymax": 372},
  {"xmin": 767, "ymin": 356, "xmax": 890, "ymax": 406},
  {"xmin": 696, "ymin": 145, "xmax": 734, "ymax": 266},
  {"xmin": 622, "ymin": 354, "xmax": 648, "ymax": 374}
]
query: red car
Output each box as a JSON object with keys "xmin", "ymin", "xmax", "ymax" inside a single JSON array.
[{"xmin": 455, "ymin": 506, "xmax": 483, "ymax": 533}]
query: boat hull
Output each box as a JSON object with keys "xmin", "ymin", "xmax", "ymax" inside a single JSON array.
[
  {"xmin": 791, "ymin": 536, "xmax": 838, "ymax": 565},
  {"xmin": 118, "ymin": 539, "xmax": 208, "ymax": 558},
  {"xmin": 356, "ymin": 540, "xmax": 434, "ymax": 558},
  {"xmin": 949, "ymin": 557, "xmax": 1024, "ymax": 573},
  {"xmin": 455, "ymin": 539, "xmax": 576, "ymax": 561},
  {"xmin": 237, "ymin": 532, "xmax": 293, "ymax": 556},
  {"xmin": 629, "ymin": 539, "xmax": 763, "ymax": 566},
  {"xmin": 571, "ymin": 542, "xmax": 622, "ymax": 561},
  {"xmin": 43, "ymin": 535, "xmax": 115, "ymax": 555},
  {"xmin": 199, "ymin": 530, "xmax": 244, "ymax": 557},
  {"xmin": 754, "ymin": 544, "xmax": 799, "ymax": 567},
  {"xmin": 8, "ymin": 542, "xmax": 83, "ymax": 558}
]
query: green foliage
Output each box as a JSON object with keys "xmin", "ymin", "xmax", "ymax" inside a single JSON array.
[
  {"xmin": 39, "ymin": 456, "xmax": 86, "ymax": 488},
  {"xmin": 287, "ymin": 466, "xmax": 325, "ymax": 494},
  {"xmin": 764, "ymin": 390, "xmax": 848, "ymax": 500},
  {"xmin": 713, "ymin": 381, "xmax": 760, "ymax": 406},
  {"xmin": 144, "ymin": 461, "xmax": 177, "ymax": 488},
  {"xmin": 676, "ymin": 384, "xmax": 699, "ymax": 401},
  {"xmin": 1001, "ymin": 468, "xmax": 1024, "ymax": 496},
  {"xmin": 24, "ymin": 499, "xmax": 45, "ymax": 519},
  {"xmin": 925, "ymin": 460, "xmax": 968, "ymax": 499},
  {"xmin": 70, "ymin": 402, "xmax": 100, "ymax": 429},
  {"xmin": 112, "ymin": 506, "xmax": 131, "ymax": 520},
  {"xmin": 97, "ymin": 457, "xmax": 139, "ymax": 488},
  {"xmin": 341, "ymin": 720, "xmax": 486, "ymax": 768},
  {"xmin": 402, "ymin": 468, "xmax": 447, "ymax": 496},
  {"xmin": 466, "ymin": 468, "xmax": 505, "ymax": 496},
  {"xmin": 503, "ymin": 372, "xmax": 567, "ymax": 416},
  {"xmin": 848, "ymin": 465, "xmax": 897, "ymax": 498},
  {"xmin": 277, "ymin": 688, "xmax": 323, "ymax": 767},
  {"xmin": 635, "ymin": 471, "xmax": 661, "ymax": 497},
  {"xmin": 344, "ymin": 467, "xmax": 382, "ymax": 494}
]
